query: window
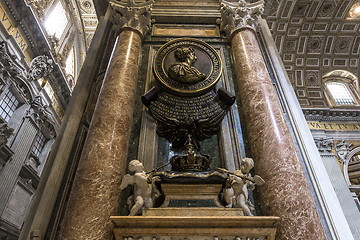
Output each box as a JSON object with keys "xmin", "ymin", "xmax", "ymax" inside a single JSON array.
[
  {"xmin": 0, "ymin": 89, "xmax": 19, "ymax": 122},
  {"xmin": 326, "ymin": 82, "xmax": 355, "ymax": 105},
  {"xmin": 32, "ymin": 132, "xmax": 46, "ymax": 157},
  {"xmin": 44, "ymin": 1, "xmax": 68, "ymax": 39},
  {"xmin": 348, "ymin": 2, "xmax": 360, "ymax": 18},
  {"xmin": 323, "ymin": 70, "xmax": 359, "ymax": 107},
  {"xmin": 65, "ymin": 47, "xmax": 75, "ymax": 77}
]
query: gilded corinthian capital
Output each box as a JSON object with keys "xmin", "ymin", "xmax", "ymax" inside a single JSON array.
[
  {"xmin": 110, "ymin": 0, "xmax": 154, "ymax": 38},
  {"xmin": 219, "ymin": 0, "xmax": 264, "ymax": 38}
]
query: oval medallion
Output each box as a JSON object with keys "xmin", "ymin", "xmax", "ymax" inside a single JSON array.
[{"xmin": 153, "ymin": 38, "xmax": 222, "ymax": 96}]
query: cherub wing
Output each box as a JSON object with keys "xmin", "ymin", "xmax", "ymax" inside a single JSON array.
[{"xmin": 120, "ymin": 174, "xmax": 134, "ymax": 190}]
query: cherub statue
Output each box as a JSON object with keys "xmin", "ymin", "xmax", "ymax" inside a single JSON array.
[
  {"xmin": 120, "ymin": 160, "xmax": 160, "ymax": 216},
  {"xmin": 220, "ymin": 158, "xmax": 265, "ymax": 216}
]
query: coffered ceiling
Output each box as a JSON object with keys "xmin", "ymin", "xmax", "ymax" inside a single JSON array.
[{"xmin": 264, "ymin": 0, "xmax": 360, "ymax": 107}]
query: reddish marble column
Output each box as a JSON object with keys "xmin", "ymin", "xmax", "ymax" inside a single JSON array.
[
  {"xmin": 60, "ymin": 30, "xmax": 142, "ymax": 240},
  {"xmin": 230, "ymin": 28, "xmax": 326, "ymax": 239}
]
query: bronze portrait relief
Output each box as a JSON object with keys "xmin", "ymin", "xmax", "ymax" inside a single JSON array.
[
  {"xmin": 153, "ymin": 38, "xmax": 222, "ymax": 96},
  {"xmin": 168, "ymin": 46, "xmax": 206, "ymax": 84}
]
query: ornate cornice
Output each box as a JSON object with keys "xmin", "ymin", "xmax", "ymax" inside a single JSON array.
[
  {"xmin": 219, "ymin": 0, "xmax": 264, "ymax": 39},
  {"xmin": 303, "ymin": 108, "xmax": 360, "ymax": 122},
  {"xmin": 110, "ymin": 0, "xmax": 154, "ymax": 38}
]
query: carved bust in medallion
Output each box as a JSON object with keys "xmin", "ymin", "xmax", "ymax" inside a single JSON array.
[
  {"xmin": 153, "ymin": 38, "xmax": 222, "ymax": 96},
  {"xmin": 168, "ymin": 46, "xmax": 206, "ymax": 84}
]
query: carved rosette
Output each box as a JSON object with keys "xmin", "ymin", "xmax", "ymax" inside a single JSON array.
[
  {"xmin": 110, "ymin": 0, "xmax": 154, "ymax": 38},
  {"xmin": 27, "ymin": 55, "xmax": 53, "ymax": 81},
  {"xmin": 219, "ymin": 0, "xmax": 264, "ymax": 38}
]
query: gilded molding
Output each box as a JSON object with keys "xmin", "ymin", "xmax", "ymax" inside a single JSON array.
[
  {"xmin": 110, "ymin": 0, "xmax": 154, "ymax": 38},
  {"xmin": 219, "ymin": 0, "xmax": 264, "ymax": 38}
]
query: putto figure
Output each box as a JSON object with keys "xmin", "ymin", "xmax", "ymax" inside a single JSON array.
[
  {"xmin": 120, "ymin": 160, "xmax": 160, "ymax": 216},
  {"xmin": 168, "ymin": 46, "xmax": 207, "ymax": 84},
  {"xmin": 222, "ymin": 158, "xmax": 265, "ymax": 216}
]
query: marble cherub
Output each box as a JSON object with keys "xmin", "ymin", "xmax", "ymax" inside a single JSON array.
[
  {"xmin": 120, "ymin": 160, "xmax": 160, "ymax": 216},
  {"xmin": 222, "ymin": 158, "xmax": 265, "ymax": 216}
]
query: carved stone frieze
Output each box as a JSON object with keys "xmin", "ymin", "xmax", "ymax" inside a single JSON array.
[
  {"xmin": 110, "ymin": 0, "xmax": 154, "ymax": 37},
  {"xmin": 219, "ymin": 0, "xmax": 264, "ymax": 38},
  {"xmin": 303, "ymin": 108, "xmax": 360, "ymax": 122},
  {"xmin": 335, "ymin": 140, "xmax": 353, "ymax": 164},
  {"xmin": 27, "ymin": 55, "xmax": 53, "ymax": 81}
]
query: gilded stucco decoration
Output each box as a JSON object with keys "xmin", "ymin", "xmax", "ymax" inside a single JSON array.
[{"xmin": 78, "ymin": 0, "xmax": 98, "ymax": 49}]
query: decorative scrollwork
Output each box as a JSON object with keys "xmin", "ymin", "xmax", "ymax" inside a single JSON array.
[
  {"xmin": 335, "ymin": 139, "xmax": 353, "ymax": 163},
  {"xmin": 27, "ymin": 55, "xmax": 53, "ymax": 81},
  {"xmin": 314, "ymin": 138, "xmax": 333, "ymax": 155},
  {"xmin": 110, "ymin": 0, "xmax": 154, "ymax": 37},
  {"xmin": 219, "ymin": 0, "xmax": 264, "ymax": 37}
]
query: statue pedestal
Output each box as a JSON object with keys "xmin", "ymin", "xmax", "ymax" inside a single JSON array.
[
  {"xmin": 111, "ymin": 214, "xmax": 280, "ymax": 240},
  {"xmin": 160, "ymin": 184, "xmax": 223, "ymax": 208},
  {"xmin": 112, "ymin": 178, "xmax": 280, "ymax": 240}
]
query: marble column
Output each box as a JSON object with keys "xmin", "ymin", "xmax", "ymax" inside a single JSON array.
[
  {"xmin": 220, "ymin": 1, "xmax": 326, "ymax": 239},
  {"xmin": 60, "ymin": 2, "xmax": 153, "ymax": 240}
]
